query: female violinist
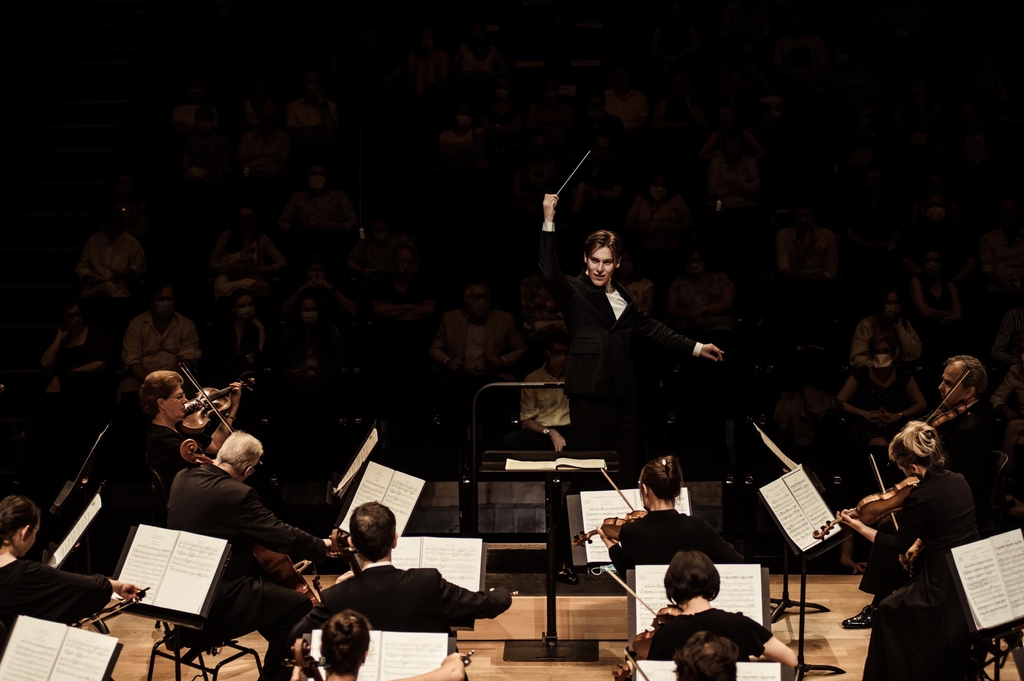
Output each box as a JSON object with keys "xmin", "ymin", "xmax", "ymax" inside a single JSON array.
[
  {"xmin": 646, "ymin": 550, "xmax": 796, "ymax": 666},
  {"xmin": 599, "ymin": 456, "xmax": 742, "ymax": 576},
  {"xmin": 142, "ymin": 369, "xmax": 241, "ymax": 492},
  {"xmin": 0, "ymin": 495, "xmax": 141, "ymax": 636},
  {"xmin": 837, "ymin": 420, "xmax": 979, "ymax": 681}
]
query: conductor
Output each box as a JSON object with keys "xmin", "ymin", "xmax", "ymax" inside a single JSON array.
[{"xmin": 539, "ymin": 194, "xmax": 723, "ymax": 474}]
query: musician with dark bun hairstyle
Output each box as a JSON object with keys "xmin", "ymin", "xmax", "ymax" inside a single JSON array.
[
  {"xmin": 598, "ymin": 456, "xmax": 743, "ymax": 576},
  {"xmin": 0, "ymin": 495, "xmax": 141, "ymax": 638},
  {"xmin": 838, "ymin": 420, "xmax": 980, "ymax": 681}
]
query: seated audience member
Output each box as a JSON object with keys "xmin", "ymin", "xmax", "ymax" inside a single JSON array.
[
  {"xmin": 604, "ymin": 66, "xmax": 649, "ymax": 134},
  {"xmin": 482, "ymin": 75, "xmax": 522, "ymax": 159},
  {"xmin": 992, "ymin": 283, "xmax": 1024, "ymax": 365},
  {"xmin": 706, "ymin": 134, "xmax": 760, "ymax": 210},
  {"xmin": 667, "ymin": 248, "xmax": 736, "ymax": 343},
  {"xmin": 170, "ymin": 77, "xmax": 217, "ymax": 137},
  {"xmin": 979, "ymin": 198, "xmax": 1024, "ymax": 318},
  {"xmin": 617, "ymin": 251, "xmax": 655, "ymax": 315},
  {"xmin": 512, "ymin": 131, "xmax": 559, "ymax": 214},
  {"xmin": 286, "ymin": 70, "xmax": 338, "ymax": 148},
  {"xmin": 346, "ymin": 215, "xmax": 412, "ymax": 276},
  {"xmin": 121, "ymin": 284, "xmax": 201, "ymax": 393},
  {"xmin": 773, "ymin": 15, "xmax": 829, "ymax": 86},
  {"xmin": 909, "ymin": 174, "xmax": 960, "ymax": 226},
  {"xmin": 626, "ymin": 174, "xmax": 695, "ymax": 256},
  {"xmin": 520, "ymin": 272, "xmax": 566, "ymax": 341},
  {"xmin": 437, "ymin": 103, "xmax": 488, "ymax": 172},
  {"xmin": 40, "ymin": 300, "xmax": 108, "ymax": 394},
  {"xmin": 203, "ymin": 289, "xmax": 266, "ymax": 387},
  {"xmin": 598, "ymin": 459, "xmax": 743, "ymax": 577},
  {"xmin": 526, "ymin": 81, "xmax": 574, "ymax": 146},
  {"xmin": 850, "ymin": 286, "xmax": 922, "ymax": 368},
  {"xmin": 408, "ymin": 27, "xmax": 450, "ymax": 100},
  {"xmin": 280, "ymin": 255, "xmax": 357, "ymax": 320},
  {"xmin": 208, "ymin": 206, "xmax": 287, "ymax": 299},
  {"xmin": 909, "ymin": 249, "xmax": 964, "ymax": 370},
  {"xmin": 900, "ymin": 193, "xmax": 976, "ymax": 281},
  {"xmin": 571, "ymin": 135, "xmax": 623, "ymax": 218},
  {"xmin": 698, "ymin": 106, "xmax": 767, "ymax": 161},
  {"xmin": 651, "ymin": 73, "xmax": 707, "ymax": 150},
  {"xmin": 843, "ymin": 167, "xmax": 900, "ymax": 280},
  {"xmin": 837, "ymin": 333, "xmax": 928, "ymax": 448},
  {"xmin": 292, "ymin": 502, "xmax": 512, "ymax": 640},
  {"xmin": 648, "ymin": 551, "xmax": 796, "ymax": 666},
  {"xmin": 282, "ymin": 292, "xmax": 343, "ymax": 383},
  {"xmin": 652, "ymin": 3, "xmax": 702, "ymax": 68},
  {"xmin": 673, "ymin": 631, "xmax": 740, "ymax": 681},
  {"xmin": 111, "ymin": 172, "xmax": 149, "ymax": 238},
  {"xmin": 142, "ymin": 370, "xmax": 239, "ymax": 492},
  {"xmin": 453, "ymin": 22, "xmax": 508, "ymax": 79},
  {"xmin": 564, "ymin": 91, "xmax": 625, "ymax": 158},
  {"xmin": 991, "ymin": 336, "xmax": 1024, "ymax": 462},
  {"xmin": 502, "ymin": 332, "xmax": 572, "ymax": 451},
  {"xmin": 76, "ymin": 213, "xmax": 146, "ymax": 298},
  {"xmin": 278, "ymin": 164, "xmax": 358, "ymax": 240},
  {"xmin": 429, "ymin": 281, "xmax": 525, "ymax": 379},
  {"xmin": 240, "ymin": 77, "xmax": 278, "ymax": 132},
  {"xmin": 0, "ymin": 495, "xmax": 142, "ymax": 634},
  {"xmin": 775, "ymin": 204, "xmax": 837, "ymax": 282},
  {"xmin": 181, "ymin": 106, "xmax": 230, "ymax": 180},
  {"xmin": 237, "ymin": 101, "xmax": 290, "ymax": 180}
]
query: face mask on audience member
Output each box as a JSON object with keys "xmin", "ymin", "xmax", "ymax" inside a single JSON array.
[
  {"xmin": 923, "ymin": 260, "xmax": 941, "ymax": 277},
  {"xmin": 236, "ymin": 304, "xmax": 256, "ymax": 320},
  {"xmin": 456, "ymin": 115, "xmax": 473, "ymax": 128},
  {"xmin": 308, "ymin": 175, "xmax": 326, "ymax": 191},
  {"xmin": 926, "ymin": 206, "xmax": 945, "ymax": 222},
  {"xmin": 495, "ymin": 88, "xmax": 509, "ymax": 100},
  {"xmin": 884, "ymin": 302, "xmax": 901, "ymax": 318},
  {"xmin": 872, "ymin": 353, "xmax": 894, "ymax": 368},
  {"xmin": 154, "ymin": 301, "xmax": 174, "ymax": 317},
  {"xmin": 372, "ymin": 229, "xmax": 389, "ymax": 242},
  {"xmin": 649, "ymin": 185, "xmax": 667, "ymax": 201},
  {"xmin": 301, "ymin": 310, "xmax": 319, "ymax": 324},
  {"xmin": 686, "ymin": 260, "xmax": 704, "ymax": 276}
]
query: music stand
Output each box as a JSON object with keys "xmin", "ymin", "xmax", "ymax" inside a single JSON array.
[{"xmin": 49, "ymin": 421, "xmax": 111, "ymax": 573}]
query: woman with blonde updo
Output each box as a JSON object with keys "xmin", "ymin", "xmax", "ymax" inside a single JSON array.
[
  {"xmin": 597, "ymin": 456, "xmax": 743, "ymax": 576},
  {"xmin": 838, "ymin": 421, "xmax": 980, "ymax": 681}
]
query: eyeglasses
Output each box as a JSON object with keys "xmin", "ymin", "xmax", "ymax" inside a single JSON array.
[{"xmin": 172, "ymin": 392, "xmax": 187, "ymax": 401}]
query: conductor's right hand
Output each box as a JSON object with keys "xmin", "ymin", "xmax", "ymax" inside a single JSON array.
[
  {"xmin": 699, "ymin": 343, "xmax": 725, "ymax": 362},
  {"xmin": 543, "ymin": 194, "xmax": 559, "ymax": 222}
]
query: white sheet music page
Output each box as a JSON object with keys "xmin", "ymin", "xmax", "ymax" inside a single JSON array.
[
  {"xmin": 116, "ymin": 525, "xmax": 180, "ymax": 604},
  {"xmin": 377, "ymin": 632, "xmax": 449, "ymax": 681},
  {"xmin": 420, "ymin": 537, "xmax": 484, "ymax": 591},
  {"xmin": 675, "ymin": 487, "xmax": 692, "ymax": 515},
  {"xmin": 759, "ymin": 473, "xmax": 816, "ymax": 552},
  {"xmin": 340, "ymin": 462, "xmax": 394, "ymax": 533},
  {"xmin": 390, "ymin": 536, "xmax": 423, "ymax": 572},
  {"xmin": 355, "ymin": 630, "xmax": 382, "ymax": 681},
  {"xmin": 50, "ymin": 626, "xmax": 119, "ymax": 681},
  {"xmin": 782, "ymin": 467, "xmax": 834, "ymax": 541},
  {"xmin": 952, "ymin": 538, "xmax": 1014, "ymax": 630},
  {"xmin": 334, "ymin": 428, "xmax": 379, "ymax": 496},
  {"xmin": 633, "ymin": 564, "xmax": 670, "ymax": 637},
  {"xmin": 578, "ymin": 490, "xmax": 641, "ymax": 563},
  {"xmin": 0, "ymin": 616, "xmax": 66, "ymax": 681},
  {"xmin": 636, "ymin": 660, "xmax": 676, "ymax": 681},
  {"xmin": 712, "ymin": 564, "xmax": 765, "ymax": 626},
  {"xmin": 48, "ymin": 492, "xmax": 102, "ymax": 568},
  {"xmin": 157, "ymin": 532, "xmax": 227, "ymax": 613},
  {"xmin": 309, "ymin": 630, "xmax": 328, "ymax": 681},
  {"xmin": 736, "ymin": 661, "xmax": 782, "ymax": 680},
  {"xmin": 381, "ymin": 470, "xmax": 425, "ymax": 536},
  {"xmin": 990, "ymin": 529, "xmax": 1024, "ymax": 619}
]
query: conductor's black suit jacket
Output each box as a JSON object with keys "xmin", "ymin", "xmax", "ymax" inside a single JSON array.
[
  {"xmin": 291, "ymin": 564, "xmax": 512, "ymax": 639},
  {"xmin": 539, "ymin": 230, "xmax": 696, "ymax": 402}
]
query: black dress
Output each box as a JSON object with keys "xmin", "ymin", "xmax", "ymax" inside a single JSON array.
[
  {"xmin": 607, "ymin": 510, "xmax": 743, "ymax": 576},
  {"xmin": 145, "ymin": 423, "xmax": 212, "ymax": 495},
  {"xmin": 863, "ymin": 468, "xmax": 979, "ymax": 681},
  {"xmin": 0, "ymin": 560, "xmax": 111, "ymax": 637},
  {"xmin": 647, "ymin": 608, "xmax": 772, "ymax": 662}
]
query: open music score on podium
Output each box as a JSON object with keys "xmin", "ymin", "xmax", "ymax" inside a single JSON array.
[
  {"xmin": 0, "ymin": 615, "xmax": 122, "ymax": 681},
  {"xmin": 576, "ymin": 488, "xmax": 691, "ymax": 564},
  {"xmin": 758, "ymin": 465, "xmax": 838, "ymax": 554},
  {"xmin": 949, "ymin": 528, "xmax": 1024, "ymax": 632},
  {"xmin": 303, "ymin": 630, "xmax": 449, "ymax": 681}
]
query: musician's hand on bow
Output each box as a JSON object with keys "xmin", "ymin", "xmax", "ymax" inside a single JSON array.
[
  {"xmin": 290, "ymin": 662, "xmax": 306, "ymax": 681},
  {"xmin": 596, "ymin": 526, "xmax": 617, "ymax": 549},
  {"xmin": 543, "ymin": 194, "xmax": 559, "ymax": 222},
  {"xmin": 699, "ymin": 343, "xmax": 724, "ymax": 362},
  {"xmin": 109, "ymin": 580, "xmax": 143, "ymax": 600}
]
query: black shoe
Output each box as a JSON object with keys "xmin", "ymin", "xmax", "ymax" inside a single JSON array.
[
  {"xmin": 555, "ymin": 563, "xmax": 579, "ymax": 586},
  {"xmin": 842, "ymin": 604, "xmax": 875, "ymax": 629}
]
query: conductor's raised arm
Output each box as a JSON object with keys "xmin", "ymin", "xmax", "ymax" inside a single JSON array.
[{"xmin": 539, "ymin": 194, "xmax": 571, "ymax": 305}]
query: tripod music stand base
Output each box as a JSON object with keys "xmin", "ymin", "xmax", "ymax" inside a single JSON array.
[
  {"xmin": 771, "ymin": 598, "xmax": 830, "ymax": 622},
  {"xmin": 503, "ymin": 639, "xmax": 599, "ymax": 662},
  {"xmin": 795, "ymin": 663, "xmax": 846, "ymax": 680}
]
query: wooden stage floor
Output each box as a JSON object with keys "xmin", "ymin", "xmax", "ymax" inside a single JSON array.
[{"xmin": 103, "ymin": 574, "xmax": 1020, "ymax": 681}]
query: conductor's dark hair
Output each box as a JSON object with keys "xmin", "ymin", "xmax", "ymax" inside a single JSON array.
[
  {"xmin": 321, "ymin": 610, "xmax": 371, "ymax": 675},
  {"xmin": 583, "ymin": 230, "xmax": 624, "ymax": 262},
  {"xmin": 674, "ymin": 631, "xmax": 739, "ymax": 681},
  {"xmin": 350, "ymin": 501, "xmax": 396, "ymax": 562},
  {"xmin": 665, "ymin": 550, "xmax": 720, "ymax": 605},
  {"xmin": 639, "ymin": 455, "xmax": 683, "ymax": 502},
  {"xmin": 0, "ymin": 495, "xmax": 41, "ymax": 547}
]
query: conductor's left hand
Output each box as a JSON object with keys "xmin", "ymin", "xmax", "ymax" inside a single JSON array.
[{"xmin": 699, "ymin": 343, "xmax": 724, "ymax": 361}]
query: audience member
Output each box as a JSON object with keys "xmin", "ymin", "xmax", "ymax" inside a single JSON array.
[
  {"xmin": 667, "ymin": 248, "xmax": 736, "ymax": 345},
  {"xmin": 482, "ymin": 75, "xmax": 522, "ymax": 162},
  {"xmin": 170, "ymin": 77, "xmax": 216, "ymax": 138},
  {"xmin": 452, "ymin": 22, "xmax": 508, "ymax": 79},
  {"xmin": 564, "ymin": 91, "xmax": 625, "ymax": 158},
  {"xmin": 979, "ymin": 198, "xmax": 1024, "ymax": 322},
  {"xmin": 604, "ymin": 66, "xmax": 649, "ymax": 134},
  {"xmin": 240, "ymin": 77, "xmax": 278, "ymax": 132},
  {"xmin": 181, "ymin": 106, "xmax": 230, "ymax": 180},
  {"xmin": 76, "ymin": 213, "xmax": 146, "ymax": 299},
  {"xmin": 707, "ymin": 134, "xmax": 761, "ymax": 210},
  {"xmin": 437, "ymin": 103, "xmax": 488, "ymax": 172},
  {"xmin": 909, "ymin": 174, "xmax": 961, "ymax": 226},
  {"xmin": 520, "ymin": 272, "xmax": 566, "ymax": 341},
  {"xmin": 280, "ymin": 255, "xmax": 357, "ymax": 320},
  {"xmin": 408, "ymin": 27, "xmax": 450, "ymax": 100},
  {"xmin": 237, "ymin": 101, "xmax": 290, "ymax": 180},
  {"xmin": 626, "ymin": 173, "xmax": 694, "ymax": 257},
  {"xmin": 772, "ymin": 15, "xmax": 829, "ymax": 88},
  {"xmin": 281, "ymin": 292, "xmax": 343, "ymax": 383},
  {"xmin": 278, "ymin": 164, "xmax": 358, "ymax": 249},
  {"xmin": 900, "ymin": 193, "xmax": 976, "ymax": 281},
  {"xmin": 651, "ymin": 73, "xmax": 708, "ymax": 152},
  {"xmin": 775, "ymin": 204, "xmax": 837, "ymax": 281},
  {"xmin": 525, "ymin": 80, "xmax": 573, "ymax": 146},
  {"xmin": 40, "ymin": 300, "xmax": 108, "ymax": 394},
  {"xmin": 698, "ymin": 106, "xmax": 767, "ymax": 161},
  {"xmin": 719, "ymin": 0, "xmax": 771, "ymax": 48},
  {"xmin": 429, "ymin": 281, "xmax": 525, "ymax": 380},
  {"xmin": 616, "ymin": 251, "xmax": 655, "ymax": 315},
  {"xmin": 570, "ymin": 135, "xmax": 623, "ymax": 219},
  {"xmin": 111, "ymin": 173, "xmax": 149, "ymax": 239},
  {"xmin": 909, "ymin": 249, "xmax": 964, "ymax": 371},
  {"xmin": 991, "ymin": 336, "xmax": 1024, "ymax": 461},
  {"xmin": 203, "ymin": 289, "xmax": 267, "ymax": 386},
  {"xmin": 209, "ymin": 206, "xmax": 287, "ymax": 298},
  {"xmin": 891, "ymin": 77, "xmax": 942, "ymax": 149},
  {"xmin": 512, "ymin": 131, "xmax": 559, "ymax": 214},
  {"xmin": 346, "ymin": 216, "xmax": 412, "ymax": 277},
  {"xmin": 843, "ymin": 167, "xmax": 900, "ymax": 283},
  {"xmin": 286, "ymin": 71, "xmax": 337, "ymax": 149},
  {"xmin": 652, "ymin": 3, "xmax": 702, "ymax": 69},
  {"xmin": 850, "ymin": 286, "xmax": 922, "ymax": 368},
  {"xmin": 120, "ymin": 284, "xmax": 201, "ymax": 393},
  {"xmin": 501, "ymin": 332, "xmax": 572, "ymax": 451},
  {"xmin": 991, "ymin": 282, "xmax": 1024, "ymax": 365}
]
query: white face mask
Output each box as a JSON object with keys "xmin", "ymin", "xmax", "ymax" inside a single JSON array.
[
  {"xmin": 884, "ymin": 303, "xmax": 901, "ymax": 317},
  {"xmin": 686, "ymin": 262, "xmax": 704, "ymax": 276},
  {"xmin": 926, "ymin": 206, "xmax": 945, "ymax": 222},
  {"xmin": 236, "ymin": 304, "xmax": 256, "ymax": 320},
  {"xmin": 308, "ymin": 175, "xmax": 326, "ymax": 191},
  {"xmin": 872, "ymin": 353, "xmax": 894, "ymax": 368},
  {"xmin": 372, "ymin": 230, "xmax": 388, "ymax": 242},
  {"xmin": 154, "ymin": 301, "xmax": 174, "ymax": 317},
  {"xmin": 301, "ymin": 310, "xmax": 319, "ymax": 324},
  {"xmin": 649, "ymin": 186, "xmax": 667, "ymax": 201},
  {"xmin": 456, "ymin": 115, "xmax": 473, "ymax": 127}
]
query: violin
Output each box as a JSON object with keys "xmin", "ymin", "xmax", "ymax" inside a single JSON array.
[
  {"xmin": 927, "ymin": 401, "xmax": 970, "ymax": 428},
  {"xmin": 179, "ymin": 438, "xmax": 214, "ymax": 466},
  {"xmin": 572, "ymin": 510, "xmax": 647, "ymax": 546},
  {"xmin": 631, "ymin": 604, "xmax": 683, "ymax": 660},
  {"xmin": 813, "ymin": 476, "xmax": 920, "ymax": 539},
  {"xmin": 179, "ymin": 376, "xmax": 255, "ymax": 435}
]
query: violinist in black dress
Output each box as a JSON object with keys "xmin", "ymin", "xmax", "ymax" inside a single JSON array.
[
  {"xmin": 838, "ymin": 420, "xmax": 980, "ymax": 681},
  {"xmin": 142, "ymin": 369, "xmax": 240, "ymax": 492},
  {"xmin": 0, "ymin": 495, "xmax": 141, "ymax": 638},
  {"xmin": 596, "ymin": 456, "xmax": 743, "ymax": 576}
]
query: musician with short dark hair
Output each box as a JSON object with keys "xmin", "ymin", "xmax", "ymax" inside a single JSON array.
[
  {"xmin": 291, "ymin": 501, "xmax": 512, "ymax": 641},
  {"xmin": 674, "ymin": 631, "xmax": 740, "ymax": 681}
]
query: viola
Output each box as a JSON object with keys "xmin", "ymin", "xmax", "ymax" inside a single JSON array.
[
  {"xmin": 927, "ymin": 401, "xmax": 970, "ymax": 428},
  {"xmin": 179, "ymin": 438, "xmax": 214, "ymax": 466},
  {"xmin": 571, "ymin": 510, "xmax": 647, "ymax": 547},
  {"xmin": 813, "ymin": 476, "xmax": 920, "ymax": 539},
  {"xmin": 179, "ymin": 377, "xmax": 255, "ymax": 435}
]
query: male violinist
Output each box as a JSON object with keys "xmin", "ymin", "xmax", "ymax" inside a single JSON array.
[
  {"xmin": 290, "ymin": 501, "xmax": 512, "ymax": 642},
  {"xmin": 167, "ymin": 431, "xmax": 330, "ymax": 681},
  {"xmin": 841, "ymin": 354, "xmax": 994, "ymax": 630}
]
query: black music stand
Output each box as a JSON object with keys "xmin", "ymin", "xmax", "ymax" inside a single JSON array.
[{"xmin": 49, "ymin": 421, "xmax": 111, "ymax": 573}]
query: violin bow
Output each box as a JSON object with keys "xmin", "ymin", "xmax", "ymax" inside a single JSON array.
[
  {"xmin": 592, "ymin": 564, "xmax": 659, "ymax": 618},
  {"xmin": 178, "ymin": 362, "xmax": 235, "ymax": 434},
  {"xmin": 600, "ymin": 467, "xmax": 637, "ymax": 513},
  {"xmin": 624, "ymin": 647, "xmax": 653, "ymax": 681},
  {"xmin": 868, "ymin": 452, "xmax": 899, "ymax": 532},
  {"xmin": 923, "ymin": 366, "xmax": 971, "ymax": 423},
  {"xmin": 73, "ymin": 587, "xmax": 149, "ymax": 628}
]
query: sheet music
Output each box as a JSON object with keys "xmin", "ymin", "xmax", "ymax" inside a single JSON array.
[
  {"xmin": 675, "ymin": 487, "xmax": 692, "ymax": 516},
  {"xmin": 636, "ymin": 660, "xmax": 676, "ymax": 681},
  {"xmin": 334, "ymin": 427, "xmax": 379, "ymax": 496},
  {"xmin": 382, "ymin": 470, "xmax": 424, "ymax": 536},
  {"xmin": 48, "ymin": 493, "xmax": 102, "ymax": 568},
  {"xmin": 952, "ymin": 539, "xmax": 1013, "ymax": 630},
  {"xmin": 753, "ymin": 424, "xmax": 798, "ymax": 471},
  {"xmin": 355, "ymin": 630, "xmax": 382, "ymax": 681},
  {"xmin": 736, "ymin": 662, "xmax": 783, "ymax": 680},
  {"xmin": 758, "ymin": 475, "xmax": 816, "ymax": 552},
  {"xmin": 420, "ymin": 537, "xmax": 484, "ymax": 592},
  {"xmin": 309, "ymin": 630, "xmax": 328, "ymax": 681},
  {"xmin": 990, "ymin": 530, "xmax": 1024, "ymax": 619},
  {"xmin": 390, "ymin": 536, "xmax": 423, "ymax": 572},
  {"xmin": 633, "ymin": 564, "xmax": 670, "ymax": 637},
  {"xmin": 341, "ymin": 461, "xmax": 393, "ymax": 532},
  {"xmin": 713, "ymin": 564, "xmax": 764, "ymax": 626},
  {"xmin": 157, "ymin": 532, "xmax": 228, "ymax": 613},
  {"xmin": 579, "ymin": 490, "xmax": 641, "ymax": 564},
  {"xmin": 116, "ymin": 525, "xmax": 179, "ymax": 604},
  {"xmin": 377, "ymin": 632, "xmax": 449, "ymax": 681},
  {"xmin": 782, "ymin": 467, "xmax": 833, "ymax": 537},
  {"xmin": 50, "ymin": 626, "xmax": 119, "ymax": 681},
  {"xmin": 0, "ymin": 616, "xmax": 65, "ymax": 681},
  {"xmin": 504, "ymin": 457, "xmax": 606, "ymax": 471}
]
